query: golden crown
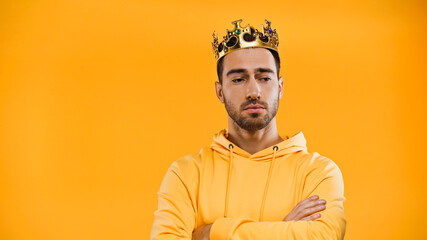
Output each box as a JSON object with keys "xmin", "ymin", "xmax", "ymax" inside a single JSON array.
[{"xmin": 212, "ymin": 19, "xmax": 279, "ymax": 62}]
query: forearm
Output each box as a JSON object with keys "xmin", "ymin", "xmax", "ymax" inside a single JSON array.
[{"xmin": 210, "ymin": 212, "xmax": 346, "ymax": 240}]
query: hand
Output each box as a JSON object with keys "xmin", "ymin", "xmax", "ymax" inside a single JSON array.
[
  {"xmin": 283, "ymin": 195, "xmax": 326, "ymax": 221},
  {"xmin": 192, "ymin": 223, "xmax": 212, "ymax": 240}
]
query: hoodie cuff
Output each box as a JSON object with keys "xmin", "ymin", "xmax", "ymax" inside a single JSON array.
[{"xmin": 210, "ymin": 217, "xmax": 254, "ymax": 240}]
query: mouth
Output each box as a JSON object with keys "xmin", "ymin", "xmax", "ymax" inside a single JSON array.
[{"xmin": 244, "ymin": 104, "xmax": 265, "ymax": 113}]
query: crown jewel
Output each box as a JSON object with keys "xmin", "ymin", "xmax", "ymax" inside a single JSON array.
[{"xmin": 212, "ymin": 19, "xmax": 279, "ymax": 61}]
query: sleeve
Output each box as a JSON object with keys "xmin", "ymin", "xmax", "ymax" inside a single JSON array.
[
  {"xmin": 209, "ymin": 157, "xmax": 346, "ymax": 240},
  {"xmin": 150, "ymin": 157, "xmax": 199, "ymax": 240}
]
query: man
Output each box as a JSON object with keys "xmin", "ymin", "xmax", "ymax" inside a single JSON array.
[{"xmin": 150, "ymin": 19, "xmax": 346, "ymax": 239}]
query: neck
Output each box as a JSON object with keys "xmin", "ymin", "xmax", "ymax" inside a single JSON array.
[{"xmin": 227, "ymin": 117, "xmax": 285, "ymax": 155}]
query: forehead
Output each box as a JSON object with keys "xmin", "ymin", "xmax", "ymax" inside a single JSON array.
[{"xmin": 222, "ymin": 48, "xmax": 275, "ymax": 72}]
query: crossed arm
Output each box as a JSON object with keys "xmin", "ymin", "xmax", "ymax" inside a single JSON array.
[
  {"xmin": 150, "ymin": 159, "xmax": 346, "ymax": 240},
  {"xmin": 193, "ymin": 194, "xmax": 328, "ymax": 239}
]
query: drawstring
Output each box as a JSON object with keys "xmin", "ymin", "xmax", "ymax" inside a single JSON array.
[
  {"xmin": 259, "ymin": 145, "xmax": 279, "ymax": 221},
  {"xmin": 224, "ymin": 144, "xmax": 279, "ymax": 220},
  {"xmin": 224, "ymin": 143, "xmax": 234, "ymax": 217}
]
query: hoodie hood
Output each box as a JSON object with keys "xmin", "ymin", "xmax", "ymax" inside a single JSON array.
[
  {"xmin": 209, "ymin": 128, "xmax": 308, "ymax": 221},
  {"xmin": 210, "ymin": 128, "xmax": 307, "ymax": 161}
]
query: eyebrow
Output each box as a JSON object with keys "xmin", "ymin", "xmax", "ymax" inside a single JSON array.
[
  {"xmin": 226, "ymin": 68, "xmax": 247, "ymax": 77},
  {"xmin": 255, "ymin": 68, "xmax": 275, "ymax": 74},
  {"xmin": 226, "ymin": 68, "xmax": 275, "ymax": 77}
]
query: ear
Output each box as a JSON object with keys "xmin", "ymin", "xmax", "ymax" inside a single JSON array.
[
  {"xmin": 215, "ymin": 81, "xmax": 224, "ymax": 103},
  {"xmin": 278, "ymin": 76, "xmax": 284, "ymax": 99}
]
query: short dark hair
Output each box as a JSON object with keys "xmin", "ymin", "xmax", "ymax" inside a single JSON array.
[{"xmin": 216, "ymin": 48, "xmax": 280, "ymax": 84}]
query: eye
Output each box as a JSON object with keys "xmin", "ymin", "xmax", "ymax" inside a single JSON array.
[
  {"xmin": 261, "ymin": 77, "xmax": 271, "ymax": 81},
  {"xmin": 232, "ymin": 78, "xmax": 244, "ymax": 83}
]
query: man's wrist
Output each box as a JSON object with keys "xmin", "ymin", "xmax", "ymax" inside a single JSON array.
[{"xmin": 193, "ymin": 223, "xmax": 213, "ymax": 240}]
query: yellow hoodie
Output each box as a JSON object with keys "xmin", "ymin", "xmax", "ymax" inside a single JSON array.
[{"xmin": 150, "ymin": 129, "xmax": 346, "ymax": 239}]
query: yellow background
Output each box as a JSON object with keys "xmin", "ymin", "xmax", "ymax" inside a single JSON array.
[{"xmin": 1, "ymin": 0, "xmax": 426, "ymax": 239}]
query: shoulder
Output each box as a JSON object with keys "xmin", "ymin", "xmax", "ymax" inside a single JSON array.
[
  {"xmin": 300, "ymin": 151, "xmax": 344, "ymax": 179},
  {"xmin": 168, "ymin": 147, "xmax": 210, "ymax": 179},
  {"xmin": 298, "ymin": 152, "xmax": 346, "ymax": 199},
  {"xmin": 169, "ymin": 154, "xmax": 198, "ymax": 178}
]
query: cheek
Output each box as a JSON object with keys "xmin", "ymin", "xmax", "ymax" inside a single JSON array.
[
  {"xmin": 224, "ymin": 88, "xmax": 244, "ymax": 101},
  {"xmin": 264, "ymin": 88, "xmax": 280, "ymax": 105},
  {"xmin": 263, "ymin": 86, "xmax": 277, "ymax": 97}
]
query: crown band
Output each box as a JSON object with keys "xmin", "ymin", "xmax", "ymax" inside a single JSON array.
[{"xmin": 212, "ymin": 19, "xmax": 279, "ymax": 62}]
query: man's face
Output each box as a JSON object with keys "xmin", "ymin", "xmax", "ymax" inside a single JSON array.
[{"xmin": 215, "ymin": 48, "xmax": 284, "ymax": 133}]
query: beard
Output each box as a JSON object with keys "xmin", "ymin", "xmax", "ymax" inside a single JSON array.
[{"xmin": 223, "ymin": 94, "xmax": 279, "ymax": 133}]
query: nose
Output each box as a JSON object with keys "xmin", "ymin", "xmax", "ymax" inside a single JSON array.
[{"xmin": 246, "ymin": 77, "xmax": 261, "ymax": 100}]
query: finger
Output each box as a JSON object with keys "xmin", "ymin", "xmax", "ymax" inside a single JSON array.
[
  {"xmin": 296, "ymin": 195, "xmax": 319, "ymax": 208},
  {"xmin": 295, "ymin": 197, "xmax": 325, "ymax": 214},
  {"xmin": 300, "ymin": 213, "xmax": 321, "ymax": 221},
  {"xmin": 293, "ymin": 196, "xmax": 319, "ymax": 219},
  {"xmin": 297, "ymin": 203, "xmax": 326, "ymax": 219},
  {"xmin": 299, "ymin": 199, "xmax": 326, "ymax": 210},
  {"xmin": 300, "ymin": 213, "xmax": 320, "ymax": 221}
]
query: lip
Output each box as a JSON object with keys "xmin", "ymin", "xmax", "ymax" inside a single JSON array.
[
  {"xmin": 244, "ymin": 104, "xmax": 265, "ymax": 110},
  {"xmin": 244, "ymin": 104, "xmax": 265, "ymax": 113},
  {"xmin": 245, "ymin": 108, "xmax": 264, "ymax": 113}
]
